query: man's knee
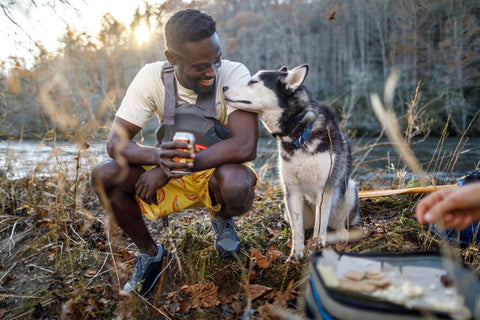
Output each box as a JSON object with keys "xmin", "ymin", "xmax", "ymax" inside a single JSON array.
[
  {"xmin": 222, "ymin": 182, "xmax": 255, "ymax": 216},
  {"xmin": 91, "ymin": 160, "xmax": 121, "ymax": 194},
  {"xmin": 212, "ymin": 165, "xmax": 256, "ymax": 216}
]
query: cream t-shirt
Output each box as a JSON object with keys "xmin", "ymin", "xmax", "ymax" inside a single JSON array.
[{"xmin": 115, "ymin": 59, "xmax": 250, "ymax": 128}]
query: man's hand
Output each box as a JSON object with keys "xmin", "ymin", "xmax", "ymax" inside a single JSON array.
[
  {"xmin": 135, "ymin": 167, "xmax": 169, "ymax": 204},
  {"xmin": 155, "ymin": 141, "xmax": 195, "ymax": 178},
  {"xmin": 416, "ymin": 182, "xmax": 480, "ymax": 230}
]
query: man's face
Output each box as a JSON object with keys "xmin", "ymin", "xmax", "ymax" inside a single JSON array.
[{"xmin": 170, "ymin": 33, "xmax": 222, "ymax": 95}]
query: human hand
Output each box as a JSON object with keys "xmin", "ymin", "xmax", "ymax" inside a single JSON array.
[
  {"xmin": 416, "ymin": 182, "xmax": 480, "ymax": 230},
  {"xmin": 155, "ymin": 141, "xmax": 195, "ymax": 178},
  {"xmin": 135, "ymin": 167, "xmax": 169, "ymax": 205}
]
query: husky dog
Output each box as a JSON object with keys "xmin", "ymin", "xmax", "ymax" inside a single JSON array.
[{"xmin": 223, "ymin": 65, "xmax": 358, "ymax": 263}]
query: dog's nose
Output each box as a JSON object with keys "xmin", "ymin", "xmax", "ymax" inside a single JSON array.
[{"xmin": 222, "ymin": 86, "xmax": 228, "ymax": 92}]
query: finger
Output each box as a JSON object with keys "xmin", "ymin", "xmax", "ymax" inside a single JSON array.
[
  {"xmin": 449, "ymin": 214, "xmax": 466, "ymax": 230},
  {"xmin": 139, "ymin": 187, "xmax": 149, "ymax": 204},
  {"xmin": 143, "ymin": 190, "xmax": 153, "ymax": 205},
  {"xmin": 455, "ymin": 215, "xmax": 474, "ymax": 231},
  {"xmin": 149, "ymin": 191, "xmax": 157, "ymax": 205},
  {"xmin": 135, "ymin": 182, "xmax": 144, "ymax": 198},
  {"xmin": 416, "ymin": 190, "xmax": 449, "ymax": 225},
  {"xmin": 422, "ymin": 190, "xmax": 461, "ymax": 224},
  {"xmin": 161, "ymin": 141, "xmax": 191, "ymax": 150},
  {"xmin": 161, "ymin": 158, "xmax": 194, "ymax": 172},
  {"xmin": 443, "ymin": 213, "xmax": 455, "ymax": 224}
]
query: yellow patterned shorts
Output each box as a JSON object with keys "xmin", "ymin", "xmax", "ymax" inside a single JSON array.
[{"xmin": 136, "ymin": 163, "xmax": 257, "ymax": 220}]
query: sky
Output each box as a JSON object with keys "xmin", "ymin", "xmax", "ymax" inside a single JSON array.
[{"xmin": 1, "ymin": 0, "xmax": 159, "ymax": 68}]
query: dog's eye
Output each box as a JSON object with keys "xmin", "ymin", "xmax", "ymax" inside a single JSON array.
[{"xmin": 247, "ymin": 80, "xmax": 258, "ymax": 85}]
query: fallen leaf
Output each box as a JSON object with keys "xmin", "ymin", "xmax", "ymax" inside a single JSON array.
[
  {"xmin": 1, "ymin": 274, "xmax": 16, "ymax": 286},
  {"xmin": 248, "ymin": 248, "xmax": 272, "ymax": 269},
  {"xmin": 267, "ymin": 245, "xmax": 287, "ymax": 263},
  {"xmin": 272, "ymin": 280, "xmax": 299, "ymax": 308},
  {"xmin": 240, "ymin": 283, "xmax": 273, "ymax": 301},
  {"xmin": 180, "ymin": 281, "xmax": 221, "ymax": 311}
]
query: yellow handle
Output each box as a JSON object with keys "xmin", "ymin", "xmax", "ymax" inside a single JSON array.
[{"xmin": 358, "ymin": 184, "xmax": 457, "ymax": 199}]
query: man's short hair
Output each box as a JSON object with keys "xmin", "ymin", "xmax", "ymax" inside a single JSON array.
[{"xmin": 164, "ymin": 9, "xmax": 216, "ymax": 52}]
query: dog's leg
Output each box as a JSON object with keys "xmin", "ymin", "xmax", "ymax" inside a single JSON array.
[
  {"xmin": 347, "ymin": 179, "xmax": 360, "ymax": 225},
  {"xmin": 285, "ymin": 186, "xmax": 305, "ymax": 263},
  {"xmin": 302, "ymin": 198, "xmax": 315, "ymax": 230},
  {"xmin": 330, "ymin": 180, "xmax": 359, "ymax": 241},
  {"xmin": 313, "ymin": 192, "xmax": 332, "ymax": 248}
]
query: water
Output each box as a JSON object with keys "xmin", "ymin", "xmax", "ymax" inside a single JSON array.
[
  {"xmin": 253, "ymin": 136, "xmax": 480, "ymax": 184},
  {"xmin": 0, "ymin": 140, "xmax": 108, "ymax": 179},
  {"xmin": 1, "ymin": 137, "xmax": 479, "ymax": 184}
]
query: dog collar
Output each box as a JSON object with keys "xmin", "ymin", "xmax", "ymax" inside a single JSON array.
[{"xmin": 280, "ymin": 122, "xmax": 314, "ymax": 149}]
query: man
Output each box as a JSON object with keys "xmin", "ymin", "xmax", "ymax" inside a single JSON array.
[{"xmin": 91, "ymin": 9, "xmax": 258, "ymax": 296}]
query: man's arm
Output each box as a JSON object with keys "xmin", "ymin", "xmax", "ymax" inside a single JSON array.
[
  {"xmin": 192, "ymin": 109, "xmax": 258, "ymax": 171},
  {"xmin": 107, "ymin": 116, "xmax": 194, "ymax": 173}
]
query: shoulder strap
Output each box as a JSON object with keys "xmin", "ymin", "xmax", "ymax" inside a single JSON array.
[
  {"xmin": 196, "ymin": 86, "xmax": 216, "ymax": 118},
  {"xmin": 161, "ymin": 61, "xmax": 177, "ymax": 125}
]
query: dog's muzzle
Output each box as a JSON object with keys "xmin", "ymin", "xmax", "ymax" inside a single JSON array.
[{"xmin": 222, "ymin": 86, "xmax": 252, "ymax": 104}]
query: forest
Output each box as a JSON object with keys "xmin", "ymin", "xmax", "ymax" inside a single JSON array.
[{"xmin": 1, "ymin": 0, "xmax": 479, "ymax": 142}]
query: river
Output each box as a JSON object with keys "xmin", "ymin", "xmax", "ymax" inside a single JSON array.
[{"xmin": 1, "ymin": 136, "xmax": 479, "ymax": 184}]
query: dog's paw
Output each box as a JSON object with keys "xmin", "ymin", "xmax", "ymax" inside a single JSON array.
[
  {"xmin": 307, "ymin": 237, "xmax": 325, "ymax": 251},
  {"xmin": 286, "ymin": 254, "xmax": 302, "ymax": 265}
]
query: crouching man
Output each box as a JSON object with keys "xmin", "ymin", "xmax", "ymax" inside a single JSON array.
[{"xmin": 91, "ymin": 9, "xmax": 258, "ymax": 296}]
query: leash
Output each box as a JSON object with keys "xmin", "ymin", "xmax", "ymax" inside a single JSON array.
[{"xmin": 358, "ymin": 184, "xmax": 457, "ymax": 198}]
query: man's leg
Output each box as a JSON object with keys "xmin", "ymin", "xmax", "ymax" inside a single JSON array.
[
  {"xmin": 91, "ymin": 160, "xmax": 158, "ymax": 256},
  {"xmin": 91, "ymin": 160, "xmax": 172, "ymax": 296},
  {"xmin": 208, "ymin": 164, "xmax": 257, "ymax": 257}
]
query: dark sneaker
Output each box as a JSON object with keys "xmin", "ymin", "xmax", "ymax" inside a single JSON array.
[
  {"xmin": 123, "ymin": 244, "xmax": 172, "ymax": 296},
  {"xmin": 211, "ymin": 215, "xmax": 240, "ymax": 258}
]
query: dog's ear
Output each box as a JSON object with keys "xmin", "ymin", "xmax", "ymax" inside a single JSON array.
[
  {"xmin": 279, "ymin": 66, "xmax": 288, "ymax": 72},
  {"xmin": 285, "ymin": 64, "xmax": 309, "ymax": 92}
]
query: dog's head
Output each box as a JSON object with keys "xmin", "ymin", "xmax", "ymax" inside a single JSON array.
[{"xmin": 223, "ymin": 64, "xmax": 310, "ymax": 134}]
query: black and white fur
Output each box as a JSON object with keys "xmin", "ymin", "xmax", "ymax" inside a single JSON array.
[{"xmin": 223, "ymin": 65, "xmax": 359, "ymax": 263}]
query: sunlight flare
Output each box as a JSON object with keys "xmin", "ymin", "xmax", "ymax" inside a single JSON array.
[{"xmin": 134, "ymin": 22, "xmax": 151, "ymax": 45}]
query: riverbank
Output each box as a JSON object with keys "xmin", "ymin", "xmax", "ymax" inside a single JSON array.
[
  {"xmin": 3, "ymin": 171, "xmax": 479, "ymax": 319},
  {"xmin": 0, "ymin": 139, "xmax": 479, "ymax": 318}
]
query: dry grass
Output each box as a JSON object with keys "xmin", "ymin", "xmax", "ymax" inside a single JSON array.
[{"xmin": 0, "ymin": 147, "xmax": 479, "ymax": 320}]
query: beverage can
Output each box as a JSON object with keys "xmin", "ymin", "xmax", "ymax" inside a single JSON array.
[{"xmin": 171, "ymin": 131, "xmax": 195, "ymax": 175}]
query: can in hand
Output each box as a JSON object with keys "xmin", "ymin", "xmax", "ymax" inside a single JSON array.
[{"xmin": 171, "ymin": 131, "xmax": 195, "ymax": 175}]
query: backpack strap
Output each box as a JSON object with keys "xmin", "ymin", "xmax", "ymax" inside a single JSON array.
[
  {"xmin": 196, "ymin": 89, "xmax": 216, "ymax": 118},
  {"xmin": 161, "ymin": 61, "xmax": 177, "ymax": 125},
  {"xmin": 161, "ymin": 61, "xmax": 216, "ymax": 124}
]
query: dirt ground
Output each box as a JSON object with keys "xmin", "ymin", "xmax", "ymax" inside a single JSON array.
[{"xmin": 1, "ymin": 177, "xmax": 479, "ymax": 319}]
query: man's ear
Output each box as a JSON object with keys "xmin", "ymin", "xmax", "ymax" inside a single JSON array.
[
  {"xmin": 285, "ymin": 64, "xmax": 309, "ymax": 92},
  {"xmin": 164, "ymin": 49, "xmax": 177, "ymax": 66}
]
